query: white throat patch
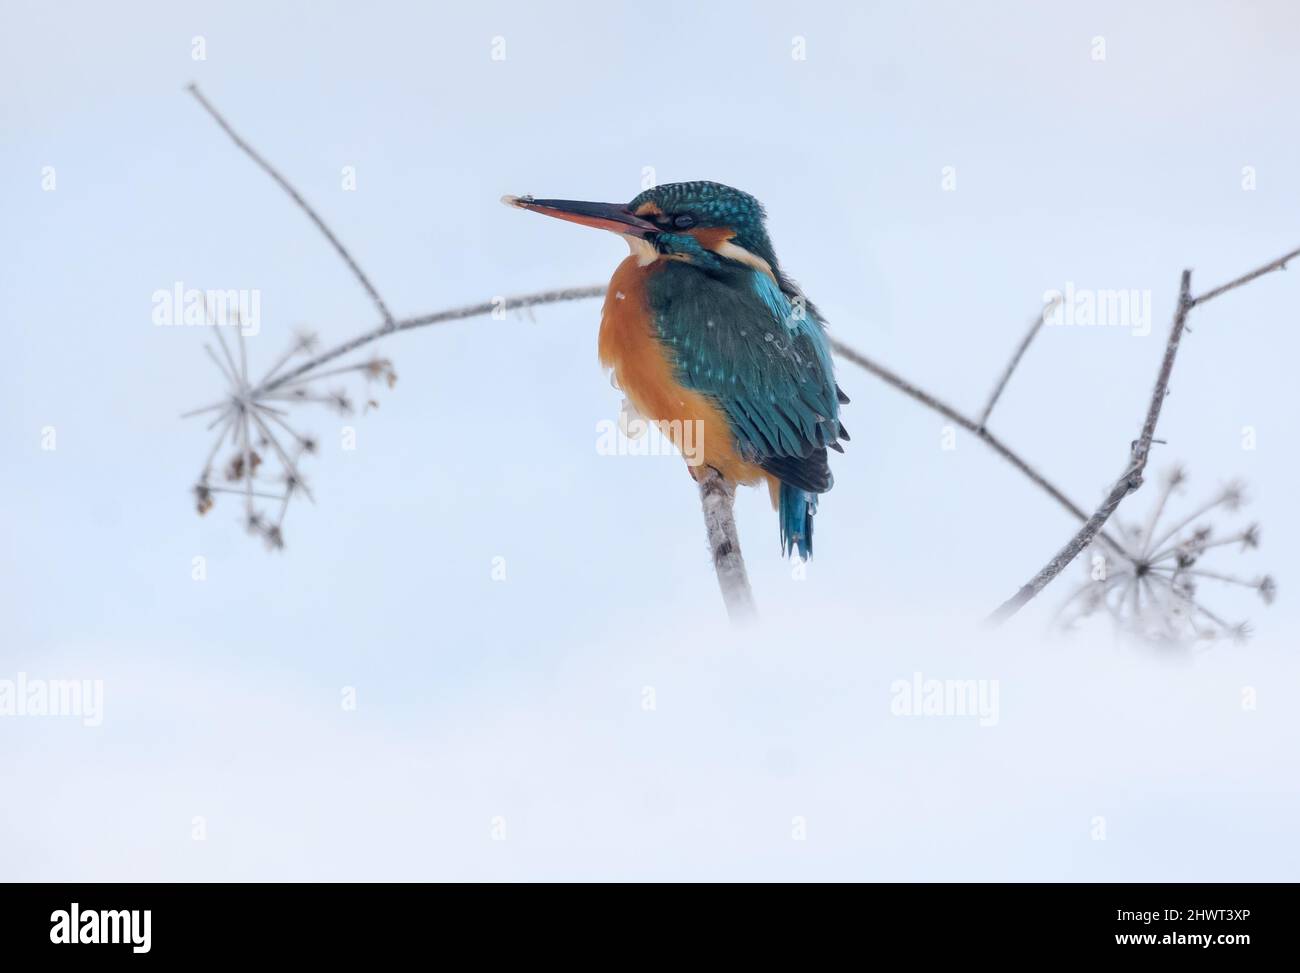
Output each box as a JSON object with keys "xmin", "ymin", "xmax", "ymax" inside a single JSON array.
[{"xmin": 623, "ymin": 235, "xmax": 658, "ymax": 266}]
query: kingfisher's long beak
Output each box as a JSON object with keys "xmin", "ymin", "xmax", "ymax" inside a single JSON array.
[{"xmin": 501, "ymin": 195, "xmax": 659, "ymax": 238}]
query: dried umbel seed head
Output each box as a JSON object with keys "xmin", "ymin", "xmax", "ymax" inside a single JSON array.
[
  {"xmin": 329, "ymin": 390, "xmax": 354, "ymax": 415},
  {"xmin": 364, "ymin": 357, "xmax": 398, "ymax": 389},
  {"xmin": 194, "ymin": 484, "xmax": 214, "ymax": 516},
  {"xmin": 225, "ymin": 451, "xmax": 262, "ymax": 482},
  {"xmin": 293, "ymin": 330, "xmax": 320, "ymax": 354},
  {"xmin": 1056, "ymin": 466, "xmax": 1275, "ymax": 648},
  {"xmin": 183, "ymin": 316, "xmax": 394, "ymax": 550},
  {"xmin": 1218, "ymin": 481, "xmax": 1246, "ymax": 511}
]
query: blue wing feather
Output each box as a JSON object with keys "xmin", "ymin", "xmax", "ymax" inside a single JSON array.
[{"xmin": 647, "ymin": 261, "xmax": 843, "ymax": 495}]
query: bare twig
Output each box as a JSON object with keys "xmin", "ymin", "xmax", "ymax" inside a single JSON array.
[
  {"xmin": 987, "ymin": 271, "xmax": 1194, "ymax": 624},
  {"xmin": 992, "ymin": 244, "xmax": 1297, "ymax": 624},
  {"xmin": 186, "ymin": 83, "xmax": 396, "ymax": 327},
  {"xmin": 1189, "ymin": 247, "xmax": 1300, "ymax": 307},
  {"xmin": 829, "ymin": 338, "xmax": 1128, "ymax": 557},
  {"xmin": 977, "ymin": 296, "xmax": 1059, "ymax": 428},
  {"xmin": 1145, "ymin": 484, "xmax": 1243, "ymax": 556},
  {"xmin": 258, "ymin": 287, "xmax": 605, "ymax": 393},
  {"xmin": 695, "ymin": 467, "xmax": 756, "ymax": 622},
  {"xmin": 1135, "ymin": 465, "xmax": 1186, "ymax": 556}
]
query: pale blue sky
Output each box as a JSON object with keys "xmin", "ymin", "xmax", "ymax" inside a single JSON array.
[{"xmin": 2, "ymin": 0, "xmax": 1297, "ymax": 879}]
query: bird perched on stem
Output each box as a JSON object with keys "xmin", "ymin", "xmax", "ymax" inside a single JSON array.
[{"xmin": 504, "ymin": 181, "xmax": 848, "ymax": 558}]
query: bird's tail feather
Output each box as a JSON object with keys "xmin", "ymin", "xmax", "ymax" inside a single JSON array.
[{"xmin": 779, "ymin": 482, "xmax": 816, "ymax": 559}]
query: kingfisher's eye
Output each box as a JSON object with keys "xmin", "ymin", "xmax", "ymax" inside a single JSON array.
[{"xmin": 673, "ymin": 214, "xmax": 696, "ymax": 229}]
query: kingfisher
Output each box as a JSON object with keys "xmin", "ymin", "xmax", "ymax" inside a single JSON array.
[{"xmin": 503, "ymin": 181, "xmax": 849, "ymax": 558}]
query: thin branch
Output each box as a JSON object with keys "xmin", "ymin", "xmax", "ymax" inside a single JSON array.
[
  {"xmin": 237, "ymin": 319, "xmax": 249, "ymax": 387},
  {"xmin": 272, "ymin": 362, "xmax": 385, "ymax": 390},
  {"xmin": 205, "ymin": 408, "xmax": 233, "ymax": 431},
  {"xmin": 187, "ymin": 83, "xmax": 396, "ymax": 327},
  {"xmin": 987, "ymin": 269, "xmax": 1197, "ymax": 625},
  {"xmin": 1135, "ymin": 468, "xmax": 1184, "ymax": 557},
  {"xmin": 1189, "ymin": 247, "xmax": 1300, "ymax": 307},
  {"xmin": 1169, "ymin": 568, "xmax": 1262, "ymax": 589},
  {"xmin": 1139, "ymin": 574, "xmax": 1188, "ymax": 641},
  {"xmin": 180, "ymin": 401, "xmax": 228, "ymax": 419},
  {"xmin": 828, "ymin": 337, "xmax": 1128, "ymax": 557},
  {"xmin": 1149, "ymin": 529, "xmax": 1256, "ymax": 563},
  {"xmin": 695, "ymin": 467, "xmax": 756, "ymax": 622},
  {"xmin": 1053, "ymin": 576, "xmax": 1105, "ymax": 625},
  {"xmin": 208, "ymin": 305, "xmax": 241, "ymax": 380},
  {"xmin": 258, "ymin": 287, "xmax": 606, "ymax": 394},
  {"xmin": 1146, "ymin": 491, "xmax": 1239, "ymax": 556},
  {"xmin": 237, "ymin": 405, "xmax": 256, "ymax": 522},
  {"xmin": 977, "ymin": 296, "xmax": 1059, "ymax": 428},
  {"xmin": 203, "ymin": 343, "xmax": 238, "ymax": 389},
  {"xmin": 199, "ymin": 410, "xmax": 235, "ymax": 477},
  {"xmin": 257, "ymin": 339, "xmax": 310, "ymax": 390},
  {"xmin": 1109, "ymin": 575, "xmax": 1136, "ymax": 637},
  {"xmin": 1148, "ymin": 572, "xmax": 1234, "ymax": 632},
  {"xmin": 259, "ymin": 392, "xmax": 351, "ymax": 408},
  {"xmin": 249, "ymin": 410, "xmax": 316, "ymax": 504},
  {"xmin": 206, "ymin": 485, "xmax": 291, "ymax": 501}
]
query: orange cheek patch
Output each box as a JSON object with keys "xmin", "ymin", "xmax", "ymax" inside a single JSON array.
[
  {"xmin": 634, "ymin": 201, "xmax": 664, "ymax": 218},
  {"xmin": 687, "ymin": 227, "xmax": 737, "ymax": 250}
]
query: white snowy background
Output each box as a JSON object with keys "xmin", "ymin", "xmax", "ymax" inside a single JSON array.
[{"xmin": 2, "ymin": 0, "xmax": 1298, "ymax": 880}]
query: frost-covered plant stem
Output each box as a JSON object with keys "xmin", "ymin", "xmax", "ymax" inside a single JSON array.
[{"xmin": 696, "ymin": 467, "xmax": 757, "ymax": 622}]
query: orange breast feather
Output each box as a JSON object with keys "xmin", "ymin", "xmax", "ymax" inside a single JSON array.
[{"xmin": 597, "ymin": 255, "xmax": 767, "ymax": 489}]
